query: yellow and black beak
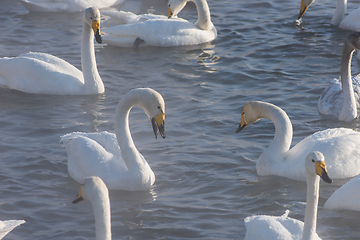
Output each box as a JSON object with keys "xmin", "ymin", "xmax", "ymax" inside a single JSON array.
[
  {"xmin": 168, "ymin": 5, "xmax": 173, "ymax": 18},
  {"xmin": 151, "ymin": 109, "xmax": 165, "ymax": 139},
  {"xmin": 236, "ymin": 113, "xmax": 247, "ymax": 133},
  {"xmin": 72, "ymin": 185, "xmax": 85, "ymax": 204},
  {"xmin": 315, "ymin": 161, "xmax": 333, "ymax": 183},
  {"xmin": 298, "ymin": 0, "xmax": 309, "ymax": 20},
  {"xmin": 92, "ymin": 19, "xmax": 102, "ymax": 44}
]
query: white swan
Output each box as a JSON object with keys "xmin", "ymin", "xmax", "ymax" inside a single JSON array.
[
  {"xmin": 101, "ymin": 0, "xmax": 217, "ymax": 47},
  {"xmin": 0, "ymin": 7, "xmax": 104, "ymax": 95},
  {"xmin": 61, "ymin": 88, "xmax": 165, "ymax": 191},
  {"xmin": 298, "ymin": 0, "xmax": 360, "ymax": 31},
  {"xmin": 236, "ymin": 101, "xmax": 360, "ymax": 181},
  {"xmin": 324, "ymin": 174, "xmax": 360, "ymax": 211},
  {"xmin": 72, "ymin": 176, "xmax": 111, "ymax": 240},
  {"xmin": 0, "ymin": 220, "xmax": 25, "ymax": 240},
  {"xmin": 244, "ymin": 151, "xmax": 332, "ymax": 240},
  {"xmin": 20, "ymin": 0, "xmax": 125, "ymax": 12},
  {"xmin": 318, "ymin": 32, "xmax": 360, "ymax": 122}
]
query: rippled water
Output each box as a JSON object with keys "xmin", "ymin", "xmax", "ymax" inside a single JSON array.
[{"xmin": 0, "ymin": 0, "xmax": 360, "ymax": 239}]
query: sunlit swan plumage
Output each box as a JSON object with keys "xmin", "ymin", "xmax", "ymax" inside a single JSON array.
[
  {"xmin": 0, "ymin": 220, "xmax": 25, "ymax": 240},
  {"xmin": 0, "ymin": 7, "xmax": 104, "ymax": 95},
  {"xmin": 318, "ymin": 32, "xmax": 360, "ymax": 122},
  {"xmin": 73, "ymin": 177, "xmax": 111, "ymax": 240},
  {"xmin": 236, "ymin": 101, "xmax": 360, "ymax": 181},
  {"xmin": 61, "ymin": 88, "xmax": 165, "ymax": 191},
  {"xmin": 324, "ymin": 174, "xmax": 360, "ymax": 211},
  {"xmin": 298, "ymin": 0, "xmax": 360, "ymax": 31},
  {"xmin": 102, "ymin": 0, "xmax": 217, "ymax": 47},
  {"xmin": 20, "ymin": 0, "xmax": 125, "ymax": 12},
  {"xmin": 244, "ymin": 151, "xmax": 332, "ymax": 240}
]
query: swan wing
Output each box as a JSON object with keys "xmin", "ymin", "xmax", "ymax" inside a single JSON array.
[
  {"xmin": 0, "ymin": 220, "xmax": 25, "ymax": 239},
  {"xmin": 0, "ymin": 52, "xmax": 84, "ymax": 94},
  {"xmin": 102, "ymin": 18, "xmax": 217, "ymax": 47}
]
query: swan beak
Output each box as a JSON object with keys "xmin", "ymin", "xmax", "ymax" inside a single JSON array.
[
  {"xmin": 315, "ymin": 161, "xmax": 333, "ymax": 184},
  {"xmin": 298, "ymin": 0, "xmax": 309, "ymax": 20},
  {"xmin": 151, "ymin": 110, "xmax": 165, "ymax": 139},
  {"xmin": 92, "ymin": 20, "xmax": 102, "ymax": 44},
  {"xmin": 235, "ymin": 114, "xmax": 247, "ymax": 133},
  {"xmin": 72, "ymin": 185, "xmax": 85, "ymax": 204},
  {"xmin": 168, "ymin": 6, "xmax": 173, "ymax": 18}
]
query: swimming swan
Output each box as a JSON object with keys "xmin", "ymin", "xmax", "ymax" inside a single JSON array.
[
  {"xmin": 102, "ymin": 0, "xmax": 217, "ymax": 47},
  {"xmin": 236, "ymin": 101, "xmax": 360, "ymax": 181},
  {"xmin": 0, "ymin": 7, "xmax": 104, "ymax": 95},
  {"xmin": 61, "ymin": 88, "xmax": 165, "ymax": 191},
  {"xmin": 297, "ymin": 0, "xmax": 360, "ymax": 31},
  {"xmin": 20, "ymin": 0, "xmax": 124, "ymax": 12},
  {"xmin": 318, "ymin": 32, "xmax": 360, "ymax": 122},
  {"xmin": 72, "ymin": 176, "xmax": 111, "ymax": 240},
  {"xmin": 324, "ymin": 174, "xmax": 360, "ymax": 211},
  {"xmin": 244, "ymin": 151, "xmax": 332, "ymax": 240},
  {"xmin": 0, "ymin": 220, "xmax": 25, "ymax": 239}
]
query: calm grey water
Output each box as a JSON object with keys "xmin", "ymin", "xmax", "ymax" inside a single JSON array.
[{"xmin": 0, "ymin": 0, "xmax": 359, "ymax": 239}]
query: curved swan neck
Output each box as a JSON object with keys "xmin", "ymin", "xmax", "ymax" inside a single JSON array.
[
  {"xmin": 114, "ymin": 92, "xmax": 144, "ymax": 169},
  {"xmin": 81, "ymin": 19, "xmax": 104, "ymax": 94},
  {"xmin": 302, "ymin": 173, "xmax": 320, "ymax": 240},
  {"xmin": 91, "ymin": 192, "xmax": 111, "ymax": 240},
  {"xmin": 260, "ymin": 104, "xmax": 293, "ymax": 157},
  {"xmin": 330, "ymin": 0, "xmax": 347, "ymax": 26},
  {"xmin": 339, "ymin": 40, "xmax": 357, "ymax": 121},
  {"xmin": 191, "ymin": 0, "xmax": 213, "ymax": 30}
]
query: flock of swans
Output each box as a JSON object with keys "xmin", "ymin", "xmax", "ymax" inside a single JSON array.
[{"xmin": 0, "ymin": 0, "xmax": 359, "ymax": 239}]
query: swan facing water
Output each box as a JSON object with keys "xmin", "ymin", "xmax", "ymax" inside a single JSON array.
[
  {"xmin": 236, "ymin": 101, "xmax": 360, "ymax": 181},
  {"xmin": 297, "ymin": 0, "xmax": 360, "ymax": 31},
  {"xmin": 62, "ymin": 88, "xmax": 165, "ymax": 191},
  {"xmin": 0, "ymin": 7, "xmax": 104, "ymax": 95},
  {"xmin": 73, "ymin": 177, "xmax": 111, "ymax": 240},
  {"xmin": 318, "ymin": 32, "xmax": 360, "ymax": 122},
  {"xmin": 244, "ymin": 151, "xmax": 332, "ymax": 240},
  {"xmin": 102, "ymin": 0, "xmax": 217, "ymax": 47}
]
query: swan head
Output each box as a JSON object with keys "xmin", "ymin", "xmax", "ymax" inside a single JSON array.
[
  {"xmin": 168, "ymin": 0, "xmax": 187, "ymax": 18},
  {"xmin": 235, "ymin": 101, "xmax": 268, "ymax": 133},
  {"xmin": 84, "ymin": 7, "xmax": 102, "ymax": 44},
  {"xmin": 297, "ymin": 0, "xmax": 316, "ymax": 20},
  {"xmin": 347, "ymin": 32, "xmax": 360, "ymax": 51},
  {"xmin": 72, "ymin": 176, "xmax": 109, "ymax": 204},
  {"xmin": 305, "ymin": 151, "xmax": 333, "ymax": 183}
]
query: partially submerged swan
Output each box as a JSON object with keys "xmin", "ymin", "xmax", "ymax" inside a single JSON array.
[
  {"xmin": 244, "ymin": 151, "xmax": 332, "ymax": 240},
  {"xmin": 0, "ymin": 7, "xmax": 104, "ymax": 95},
  {"xmin": 102, "ymin": 0, "xmax": 217, "ymax": 47},
  {"xmin": 236, "ymin": 101, "xmax": 360, "ymax": 181},
  {"xmin": 62, "ymin": 88, "xmax": 165, "ymax": 191},
  {"xmin": 318, "ymin": 32, "xmax": 360, "ymax": 122},
  {"xmin": 73, "ymin": 176, "xmax": 111, "ymax": 240}
]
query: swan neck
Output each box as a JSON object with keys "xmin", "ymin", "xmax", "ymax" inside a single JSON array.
[
  {"xmin": 91, "ymin": 194, "xmax": 111, "ymax": 240},
  {"xmin": 302, "ymin": 173, "xmax": 320, "ymax": 240},
  {"xmin": 191, "ymin": 0, "xmax": 212, "ymax": 30},
  {"xmin": 339, "ymin": 41, "xmax": 357, "ymax": 121},
  {"xmin": 330, "ymin": 0, "xmax": 347, "ymax": 26},
  {"xmin": 114, "ymin": 94, "xmax": 143, "ymax": 169},
  {"xmin": 81, "ymin": 20, "xmax": 104, "ymax": 94},
  {"xmin": 262, "ymin": 105, "xmax": 293, "ymax": 157}
]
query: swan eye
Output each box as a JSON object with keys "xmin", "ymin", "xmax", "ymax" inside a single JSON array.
[
  {"xmin": 242, "ymin": 111, "xmax": 245, "ymax": 115},
  {"xmin": 312, "ymin": 159, "xmax": 315, "ymax": 162}
]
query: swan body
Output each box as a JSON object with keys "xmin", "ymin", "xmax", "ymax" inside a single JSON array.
[
  {"xmin": 20, "ymin": 0, "xmax": 125, "ymax": 12},
  {"xmin": 0, "ymin": 7, "xmax": 104, "ymax": 95},
  {"xmin": 244, "ymin": 151, "xmax": 332, "ymax": 240},
  {"xmin": 0, "ymin": 220, "xmax": 25, "ymax": 239},
  {"xmin": 236, "ymin": 101, "xmax": 360, "ymax": 181},
  {"xmin": 318, "ymin": 32, "xmax": 360, "ymax": 122},
  {"xmin": 324, "ymin": 175, "xmax": 360, "ymax": 211},
  {"xmin": 298, "ymin": 0, "xmax": 360, "ymax": 31},
  {"xmin": 102, "ymin": 0, "xmax": 217, "ymax": 47},
  {"xmin": 62, "ymin": 88, "xmax": 166, "ymax": 191},
  {"xmin": 73, "ymin": 177, "xmax": 111, "ymax": 240}
]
